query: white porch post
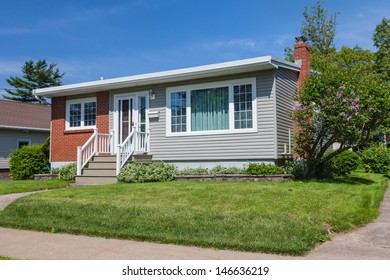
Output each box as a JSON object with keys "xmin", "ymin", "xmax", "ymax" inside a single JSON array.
[
  {"xmin": 109, "ymin": 130, "xmax": 115, "ymax": 155},
  {"xmin": 77, "ymin": 146, "xmax": 82, "ymax": 176},
  {"xmin": 116, "ymin": 145, "xmax": 121, "ymax": 175},
  {"xmin": 93, "ymin": 128, "xmax": 98, "ymax": 155}
]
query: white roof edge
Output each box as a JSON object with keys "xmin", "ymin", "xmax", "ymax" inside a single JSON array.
[
  {"xmin": 0, "ymin": 125, "xmax": 50, "ymax": 132},
  {"xmin": 34, "ymin": 56, "xmax": 300, "ymax": 97}
]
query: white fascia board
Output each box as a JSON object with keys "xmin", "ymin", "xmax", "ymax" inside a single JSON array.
[
  {"xmin": 34, "ymin": 56, "xmax": 300, "ymax": 98},
  {"xmin": 0, "ymin": 125, "xmax": 50, "ymax": 132}
]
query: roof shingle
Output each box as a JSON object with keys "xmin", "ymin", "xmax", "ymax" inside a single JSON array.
[{"xmin": 0, "ymin": 100, "xmax": 51, "ymax": 130}]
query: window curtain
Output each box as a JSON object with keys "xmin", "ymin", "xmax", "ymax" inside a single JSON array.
[{"xmin": 191, "ymin": 87, "xmax": 229, "ymax": 131}]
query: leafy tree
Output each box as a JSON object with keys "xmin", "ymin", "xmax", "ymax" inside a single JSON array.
[
  {"xmin": 284, "ymin": 0, "xmax": 338, "ymax": 61},
  {"xmin": 373, "ymin": 17, "xmax": 390, "ymax": 81},
  {"xmin": 293, "ymin": 47, "xmax": 390, "ymax": 177},
  {"xmin": 301, "ymin": 0, "xmax": 338, "ymax": 54},
  {"xmin": 3, "ymin": 59, "xmax": 64, "ymax": 105}
]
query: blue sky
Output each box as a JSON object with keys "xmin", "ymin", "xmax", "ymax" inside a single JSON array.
[{"xmin": 0, "ymin": 0, "xmax": 389, "ymax": 95}]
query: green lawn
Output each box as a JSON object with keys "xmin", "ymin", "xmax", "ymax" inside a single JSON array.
[
  {"xmin": 0, "ymin": 172, "xmax": 387, "ymax": 256},
  {"xmin": 0, "ymin": 256, "xmax": 16, "ymax": 260},
  {"xmin": 0, "ymin": 180, "xmax": 69, "ymax": 195}
]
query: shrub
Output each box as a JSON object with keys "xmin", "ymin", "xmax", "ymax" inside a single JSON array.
[
  {"xmin": 210, "ymin": 164, "xmax": 243, "ymax": 174},
  {"xmin": 58, "ymin": 163, "xmax": 77, "ymax": 182},
  {"xmin": 361, "ymin": 144, "xmax": 390, "ymax": 173},
  {"xmin": 9, "ymin": 145, "xmax": 49, "ymax": 180},
  {"xmin": 176, "ymin": 167, "xmax": 209, "ymax": 175},
  {"xmin": 118, "ymin": 161, "xmax": 176, "ymax": 183},
  {"xmin": 329, "ymin": 150, "xmax": 360, "ymax": 176},
  {"xmin": 41, "ymin": 137, "xmax": 50, "ymax": 161},
  {"xmin": 244, "ymin": 163, "xmax": 285, "ymax": 175}
]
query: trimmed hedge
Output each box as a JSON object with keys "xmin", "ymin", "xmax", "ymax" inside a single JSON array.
[
  {"xmin": 244, "ymin": 163, "xmax": 285, "ymax": 175},
  {"xmin": 118, "ymin": 161, "xmax": 176, "ymax": 183},
  {"xmin": 9, "ymin": 145, "xmax": 49, "ymax": 180}
]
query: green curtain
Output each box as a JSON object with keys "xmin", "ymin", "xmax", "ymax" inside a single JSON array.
[{"xmin": 191, "ymin": 87, "xmax": 229, "ymax": 131}]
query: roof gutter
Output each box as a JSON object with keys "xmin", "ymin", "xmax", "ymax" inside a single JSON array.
[
  {"xmin": 34, "ymin": 56, "xmax": 300, "ymax": 98},
  {"xmin": 0, "ymin": 125, "xmax": 50, "ymax": 132}
]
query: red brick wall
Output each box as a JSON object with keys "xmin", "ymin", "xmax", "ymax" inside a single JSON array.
[
  {"xmin": 96, "ymin": 91, "xmax": 110, "ymax": 134},
  {"xmin": 51, "ymin": 92, "xmax": 110, "ymax": 163}
]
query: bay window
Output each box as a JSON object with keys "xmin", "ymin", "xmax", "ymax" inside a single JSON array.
[{"xmin": 167, "ymin": 78, "xmax": 256, "ymax": 135}]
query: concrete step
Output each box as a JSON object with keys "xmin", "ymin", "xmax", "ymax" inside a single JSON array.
[
  {"xmin": 92, "ymin": 155, "xmax": 116, "ymax": 162},
  {"xmin": 87, "ymin": 161, "xmax": 116, "ymax": 169},
  {"xmin": 132, "ymin": 154, "xmax": 153, "ymax": 163},
  {"xmin": 82, "ymin": 168, "xmax": 116, "ymax": 177},
  {"xmin": 75, "ymin": 176, "xmax": 117, "ymax": 185}
]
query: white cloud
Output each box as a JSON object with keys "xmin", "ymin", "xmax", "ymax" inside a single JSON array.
[{"xmin": 201, "ymin": 39, "xmax": 264, "ymax": 51}]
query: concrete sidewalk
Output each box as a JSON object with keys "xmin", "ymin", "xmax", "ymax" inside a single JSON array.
[{"xmin": 0, "ymin": 184, "xmax": 389, "ymax": 260}]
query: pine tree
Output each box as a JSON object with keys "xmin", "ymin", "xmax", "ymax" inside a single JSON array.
[{"xmin": 3, "ymin": 59, "xmax": 64, "ymax": 105}]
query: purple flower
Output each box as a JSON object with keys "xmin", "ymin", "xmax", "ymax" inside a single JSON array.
[
  {"xmin": 334, "ymin": 104, "xmax": 338, "ymax": 108},
  {"xmin": 368, "ymin": 107, "xmax": 373, "ymax": 111},
  {"xmin": 336, "ymin": 92, "xmax": 342, "ymax": 98},
  {"xmin": 342, "ymin": 98, "xmax": 347, "ymax": 103},
  {"xmin": 354, "ymin": 97, "xmax": 360, "ymax": 102},
  {"xmin": 339, "ymin": 84, "xmax": 346, "ymax": 90},
  {"xmin": 351, "ymin": 90, "xmax": 356, "ymax": 95}
]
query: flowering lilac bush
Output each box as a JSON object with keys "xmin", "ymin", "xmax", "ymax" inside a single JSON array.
[{"xmin": 293, "ymin": 48, "xmax": 390, "ymax": 177}]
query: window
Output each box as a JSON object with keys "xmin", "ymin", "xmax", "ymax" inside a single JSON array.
[
  {"xmin": 66, "ymin": 98, "xmax": 97, "ymax": 130},
  {"xmin": 17, "ymin": 139, "xmax": 31, "ymax": 149},
  {"xmin": 191, "ymin": 87, "xmax": 229, "ymax": 131},
  {"xmin": 167, "ymin": 78, "xmax": 256, "ymax": 135},
  {"xmin": 234, "ymin": 84, "xmax": 253, "ymax": 129},
  {"xmin": 170, "ymin": 91, "xmax": 187, "ymax": 133}
]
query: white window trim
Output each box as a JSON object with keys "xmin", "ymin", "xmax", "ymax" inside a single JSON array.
[
  {"xmin": 65, "ymin": 97, "xmax": 97, "ymax": 130},
  {"xmin": 16, "ymin": 139, "xmax": 31, "ymax": 149},
  {"xmin": 166, "ymin": 78, "xmax": 257, "ymax": 137}
]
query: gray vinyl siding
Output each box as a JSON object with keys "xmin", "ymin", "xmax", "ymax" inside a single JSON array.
[
  {"xmin": 109, "ymin": 70, "xmax": 276, "ymax": 161},
  {"xmin": 275, "ymin": 68, "xmax": 297, "ymax": 158},
  {"xmin": 0, "ymin": 128, "xmax": 49, "ymax": 169}
]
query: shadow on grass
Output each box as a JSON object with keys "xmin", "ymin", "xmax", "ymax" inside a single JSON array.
[{"xmin": 298, "ymin": 176, "xmax": 376, "ymax": 186}]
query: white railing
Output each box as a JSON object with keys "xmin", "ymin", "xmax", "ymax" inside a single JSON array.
[
  {"xmin": 116, "ymin": 128, "xmax": 151, "ymax": 175},
  {"xmin": 98, "ymin": 132, "xmax": 114, "ymax": 154},
  {"xmin": 77, "ymin": 129, "xmax": 114, "ymax": 176},
  {"xmin": 77, "ymin": 129, "xmax": 98, "ymax": 176},
  {"xmin": 77, "ymin": 127, "xmax": 150, "ymax": 176},
  {"xmin": 116, "ymin": 130, "xmax": 135, "ymax": 175},
  {"xmin": 135, "ymin": 129, "xmax": 150, "ymax": 153}
]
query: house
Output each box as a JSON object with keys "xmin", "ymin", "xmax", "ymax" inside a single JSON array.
[
  {"xmin": 0, "ymin": 100, "xmax": 51, "ymax": 178},
  {"xmin": 34, "ymin": 39, "xmax": 310, "ymax": 185}
]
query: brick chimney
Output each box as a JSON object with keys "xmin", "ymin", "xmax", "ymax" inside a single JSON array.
[
  {"xmin": 294, "ymin": 36, "xmax": 310, "ymax": 91},
  {"xmin": 293, "ymin": 36, "xmax": 310, "ymax": 158}
]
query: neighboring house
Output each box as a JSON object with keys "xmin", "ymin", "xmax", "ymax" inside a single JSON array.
[
  {"xmin": 34, "ymin": 40, "xmax": 310, "ymax": 185},
  {"xmin": 0, "ymin": 100, "xmax": 51, "ymax": 178}
]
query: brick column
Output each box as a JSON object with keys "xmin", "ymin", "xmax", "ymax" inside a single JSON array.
[{"xmin": 293, "ymin": 37, "xmax": 311, "ymax": 158}]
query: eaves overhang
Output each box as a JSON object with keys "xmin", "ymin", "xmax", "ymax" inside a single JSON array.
[
  {"xmin": 34, "ymin": 56, "xmax": 301, "ymax": 98},
  {"xmin": 0, "ymin": 125, "xmax": 50, "ymax": 132}
]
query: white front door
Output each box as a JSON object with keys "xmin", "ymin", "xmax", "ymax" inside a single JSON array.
[{"xmin": 114, "ymin": 93, "xmax": 148, "ymax": 150}]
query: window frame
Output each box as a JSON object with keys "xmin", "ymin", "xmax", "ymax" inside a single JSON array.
[
  {"xmin": 166, "ymin": 78, "xmax": 257, "ymax": 136},
  {"xmin": 65, "ymin": 97, "xmax": 97, "ymax": 130},
  {"xmin": 16, "ymin": 139, "xmax": 31, "ymax": 149}
]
